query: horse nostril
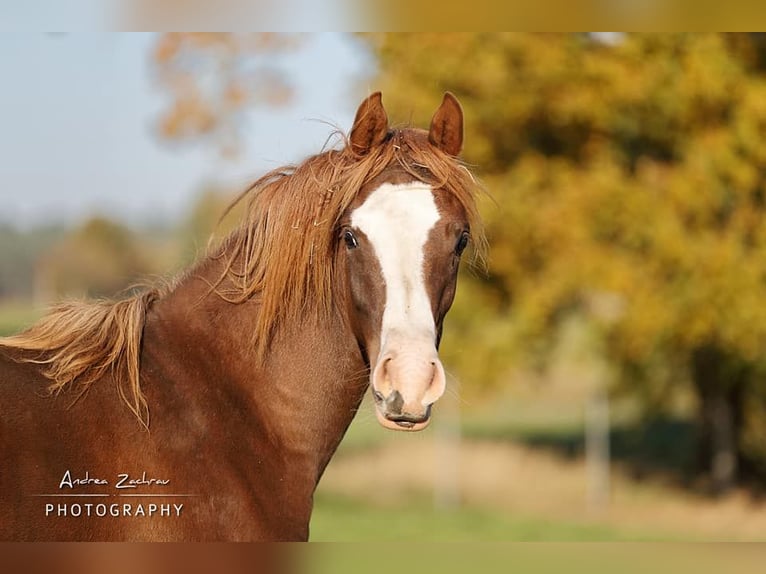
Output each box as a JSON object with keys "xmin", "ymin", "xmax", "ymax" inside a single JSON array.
[
  {"xmin": 373, "ymin": 389, "xmax": 385, "ymax": 403},
  {"xmin": 384, "ymin": 389, "xmax": 404, "ymax": 415}
]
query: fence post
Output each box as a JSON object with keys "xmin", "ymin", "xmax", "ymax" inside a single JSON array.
[
  {"xmin": 585, "ymin": 388, "xmax": 610, "ymax": 512},
  {"xmin": 434, "ymin": 377, "xmax": 461, "ymax": 511}
]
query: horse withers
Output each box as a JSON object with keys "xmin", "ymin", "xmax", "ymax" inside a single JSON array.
[{"xmin": 0, "ymin": 92, "xmax": 485, "ymax": 541}]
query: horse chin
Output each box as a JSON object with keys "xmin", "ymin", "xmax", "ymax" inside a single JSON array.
[{"xmin": 374, "ymin": 406, "xmax": 431, "ymax": 432}]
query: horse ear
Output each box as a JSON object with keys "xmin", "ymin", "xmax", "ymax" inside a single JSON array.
[
  {"xmin": 429, "ymin": 92, "xmax": 463, "ymax": 156},
  {"xmin": 349, "ymin": 92, "xmax": 389, "ymax": 155}
]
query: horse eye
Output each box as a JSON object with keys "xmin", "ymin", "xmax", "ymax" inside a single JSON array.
[
  {"xmin": 455, "ymin": 231, "xmax": 469, "ymax": 256},
  {"xmin": 344, "ymin": 229, "xmax": 359, "ymax": 250}
]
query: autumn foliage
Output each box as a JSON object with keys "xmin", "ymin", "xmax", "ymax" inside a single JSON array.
[
  {"xmin": 152, "ymin": 33, "xmax": 301, "ymax": 157},
  {"xmin": 364, "ymin": 33, "xmax": 766, "ymax": 490}
]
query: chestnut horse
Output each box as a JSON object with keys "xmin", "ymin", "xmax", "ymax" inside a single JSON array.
[{"xmin": 0, "ymin": 92, "xmax": 485, "ymax": 541}]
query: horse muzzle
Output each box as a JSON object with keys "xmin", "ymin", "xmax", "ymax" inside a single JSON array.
[{"xmin": 370, "ymin": 340, "xmax": 446, "ymax": 432}]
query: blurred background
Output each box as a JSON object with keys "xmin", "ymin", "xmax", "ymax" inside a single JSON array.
[{"xmin": 3, "ymin": 33, "xmax": 766, "ymax": 541}]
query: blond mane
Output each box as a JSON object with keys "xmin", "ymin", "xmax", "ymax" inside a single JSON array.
[
  {"xmin": 0, "ymin": 128, "xmax": 486, "ymax": 425},
  {"xmin": 0, "ymin": 290, "xmax": 162, "ymax": 426}
]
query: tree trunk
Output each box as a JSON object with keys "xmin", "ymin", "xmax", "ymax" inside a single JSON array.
[{"xmin": 691, "ymin": 346, "xmax": 745, "ymax": 495}]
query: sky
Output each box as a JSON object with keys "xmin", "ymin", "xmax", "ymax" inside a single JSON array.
[{"xmin": 0, "ymin": 33, "xmax": 374, "ymax": 229}]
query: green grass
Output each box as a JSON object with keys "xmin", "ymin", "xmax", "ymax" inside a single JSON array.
[
  {"xmin": 0, "ymin": 300, "xmax": 40, "ymax": 336},
  {"xmin": 310, "ymin": 492, "xmax": 674, "ymax": 542},
  {"xmin": 307, "ymin": 544, "xmax": 762, "ymax": 574}
]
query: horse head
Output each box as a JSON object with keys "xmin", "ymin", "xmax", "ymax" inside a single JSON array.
[{"xmin": 340, "ymin": 92, "xmax": 473, "ymax": 431}]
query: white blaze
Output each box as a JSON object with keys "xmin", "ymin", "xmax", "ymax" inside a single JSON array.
[
  {"xmin": 351, "ymin": 182, "xmax": 440, "ymax": 357},
  {"xmin": 351, "ymin": 181, "xmax": 448, "ymax": 420}
]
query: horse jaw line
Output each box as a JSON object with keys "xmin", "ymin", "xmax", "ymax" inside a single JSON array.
[{"xmin": 350, "ymin": 181, "xmax": 443, "ymax": 425}]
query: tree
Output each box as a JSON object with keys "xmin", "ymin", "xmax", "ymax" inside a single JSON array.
[
  {"xmin": 38, "ymin": 217, "xmax": 154, "ymax": 300},
  {"xmin": 0, "ymin": 224, "xmax": 63, "ymax": 300},
  {"xmin": 363, "ymin": 33, "xmax": 766, "ymax": 491},
  {"xmin": 152, "ymin": 33, "xmax": 302, "ymax": 157},
  {"xmin": 177, "ymin": 183, "xmax": 248, "ymax": 265}
]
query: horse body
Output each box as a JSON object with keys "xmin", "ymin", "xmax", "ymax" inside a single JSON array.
[
  {"xmin": 0, "ymin": 92, "xmax": 484, "ymax": 540},
  {"xmin": 1, "ymin": 256, "xmax": 366, "ymax": 541}
]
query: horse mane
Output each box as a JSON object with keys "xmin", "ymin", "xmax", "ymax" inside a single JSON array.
[
  {"xmin": 0, "ymin": 289, "xmax": 163, "ymax": 426},
  {"xmin": 0, "ymin": 127, "xmax": 486, "ymax": 426}
]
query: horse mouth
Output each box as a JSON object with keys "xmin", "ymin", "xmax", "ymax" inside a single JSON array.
[{"xmin": 373, "ymin": 401, "xmax": 432, "ymax": 432}]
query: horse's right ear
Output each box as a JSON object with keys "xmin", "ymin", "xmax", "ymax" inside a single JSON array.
[{"xmin": 349, "ymin": 92, "xmax": 389, "ymax": 155}]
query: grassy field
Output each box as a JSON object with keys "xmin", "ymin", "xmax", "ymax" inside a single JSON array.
[
  {"xmin": 310, "ymin": 491, "xmax": 662, "ymax": 541},
  {"xmin": 312, "ymin": 378, "xmax": 766, "ymax": 542},
  {"xmin": 313, "ymin": 420, "xmax": 766, "ymax": 541}
]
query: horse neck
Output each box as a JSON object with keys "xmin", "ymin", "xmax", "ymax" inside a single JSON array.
[{"xmin": 142, "ymin": 255, "xmax": 368, "ymax": 484}]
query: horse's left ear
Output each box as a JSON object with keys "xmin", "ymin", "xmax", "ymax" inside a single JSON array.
[
  {"xmin": 350, "ymin": 92, "xmax": 389, "ymax": 155},
  {"xmin": 429, "ymin": 92, "xmax": 463, "ymax": 156}
]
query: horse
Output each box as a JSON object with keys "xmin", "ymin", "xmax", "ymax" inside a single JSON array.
[{"xmin": 0, "ymin": 91, "xmax": 485, "ymax": 541}]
